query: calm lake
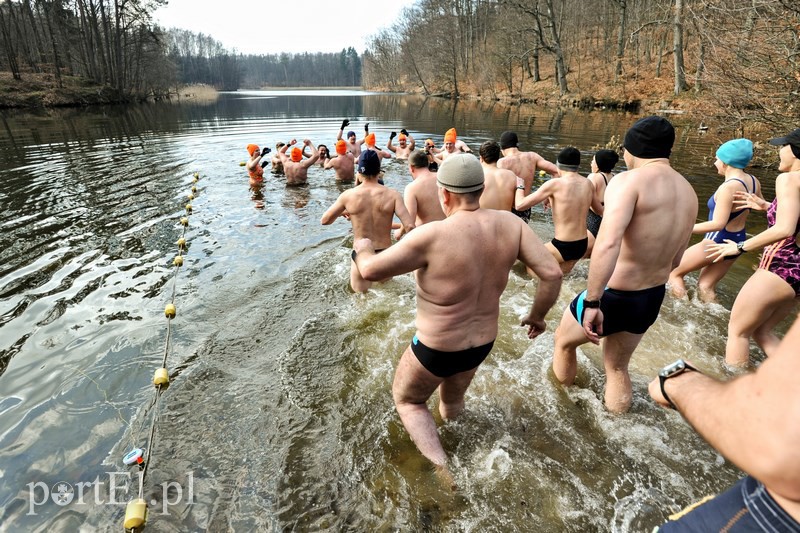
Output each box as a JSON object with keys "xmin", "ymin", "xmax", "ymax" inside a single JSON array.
[{"xmin": 0, "ymin": 90, "xmax": 786, "ymax": 531}]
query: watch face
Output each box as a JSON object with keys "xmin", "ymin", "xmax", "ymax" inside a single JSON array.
[{"xmin": 659, "ymin": 359, "xmax": 687, "ymax": 378}]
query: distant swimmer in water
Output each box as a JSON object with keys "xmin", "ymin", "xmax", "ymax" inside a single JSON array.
[
  {"xmin": 272, "ymin": 142, "xmax": 286, "ymax": 174},
  {"xmin": 706, "ymin": 128, "xmax": 800, "ymax": 368},
  {"xmin": 668, "ymin": 139, "xmax": 762, "ymax": 302},
  {"xmin": 497, "ymin": 131, "xmax": 559, "ymax": 223},
  {"xmin": 325, "ymin": 140, "xmax": 355, "ymax": 181},
  {"xmin": 515, "ymin": 147, "xmax": 593, "ymax": 274},
  {"xmin": 434, "ymin": 127, "xmax": 471, "ymax": 163},
  {"xmin": 364, "ymin": 132, "xmax": 392, "ymax": 161},
  {"xmin": 279, "ymin": 139, "xmax": 320, "ymax": 186},
  {"xmin": 352, "ymin": 154, "xmax": 562, "ymax": 482},
  {"xmin": 584, "ymin": 149, "xmax": 620, "ymax": 258},
  {"xmin": 337, "ymin": 119, "xmax": 366, "ymax": 159},
  {"xmin": 312, "ymin": 144, "xmax": 332, "ymax": 168},
  {"xmin": 387, "ymin": 129, "xmax": 415, "ymax": 160},
  {"xmin": 553, "ymin": 117, "xmax": 697, "ymax": 413},
  {"xmin": 245, "ymin": 143, "xmax": 270, "ymax": 185},
  {"xmin": 321, "ymin": 150, "xmax": 415, "ymax": 292},
  {"xmin": 423, "ymin": 138, "xmax": 439, "ymax": 172}
]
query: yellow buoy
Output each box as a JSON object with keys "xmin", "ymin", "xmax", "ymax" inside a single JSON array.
[
  {"xmin": 539, "ymin": 170, "xmax": 546, "ymax": 177},
  {"xmin": 177, "ymin": 237, "xmax": 187, "ymax": 248},
  {"xmin": 187, "ymin": 193, "xmax": 194, "ymax": 201},
  {"xmin": 193, "ymin": 172, "xmax": 199, "ymax": 178},
  {"xmin": 165, "ymin": 303, "xmax": 176, "ymax": 318},
  {"xmin": 239, "ymin": 161, "xmax": 246, "ymax": 166},
  {"xmin": 153, "ymin": 367, "xmax": 169, "ymax": 386},
  {"xmin": 173, "ymin": 255, "xmax": 183, "ymax": 267},
  {"xmin": 123, "ymin": 498, "xmax": 148, "ymax": 529},
  {"xmin": 180, "ymin": 217, "xmax": 188, "ymax": 226},
  {"xmin": 191, "ymin": 186, "xmax": 197, "ymax": 193},
  {"xmin": 185, "ymin": 204, "xmax": 192, "ymax": 213}
]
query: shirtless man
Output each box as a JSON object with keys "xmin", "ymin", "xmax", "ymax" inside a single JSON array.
[
  {"xmin": 387, "ymin": 129, "xmax": 416, "ymax": 159},
  {"xmin": 279, "ymin": 139, "xmax": 320, "ymax": 186},
  {"xmin": 271, "ymin": 142, "xmax": 285, "ymax": 173},
  {"xmin": 435, "ymin": 128, "xmax": 471, "ymax": 163},
  {"xmin": 515, "ymin": 147, "xmax": 594, "ymax": 273},
  {"xmin": 245, "ymin": 143, "xmax": 270, "ymax": 186},
  {"xmin": 352, "ymin": 153, "xmax": 562, "ymax": 474},
  {"xmin": 337, "ymin": 119, "xmax": 367, "ymax": 159},
  {"xmin": 648, "ymin": 317, "xmax": 800, "ymax": 531},
  {"xmin": 324, "ymin": 139, "xmax": 355, "ymax": 181},
  {"xmin": 552, "ymin": 116, "xmax": 698, "ymax": 413},
  {"xmin": 478, "ymin": 141, "xmax": 518, "ymax": 211},
  {"xmin": 394, "ymin": 151, "xmax": 445, "ymax": 238},
  {"xmin": 321, "ymin": 150, "xmax": 415, "ymax": 292},
  {"xmin": 498, "ymin": 131, "xmax": 559, "ymax": 223},
  {"xmin": 364, "ymin": 133, "xmax": 392, "ymax": 161}
]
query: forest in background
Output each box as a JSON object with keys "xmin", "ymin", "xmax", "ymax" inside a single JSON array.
[
  {"xmin": 0, "ymin": 0, "xmax": 362, "ymax": 106},
  {"xmin": 363, "ymin": 0, "xmax": 800, "ymax": 133}
]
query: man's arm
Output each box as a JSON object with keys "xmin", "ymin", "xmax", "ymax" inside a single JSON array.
[
  {"xmin": 650, "ymin": 317, "xmax": 800, "ymax": 501},
  {"xmin": 324, "ymin": 158, "xmax": 336, "ymax": 170},
  {"xmin": 321, "ymin": 195, "xmax": 347, "ymax": 225},
  {"xmin": 387, "ymin": 132, "xmax": 397, "ymax": 153},
  {"xmin": 515, "ymin": 179, "xmax": 554, "ymax": 211},
  {"xmin": 535, "ymin": 157, "xmax": 559, "ymax": 176},
  {"xmin": 392, "ymin": 191, "xmax": 416, "ymax": 239},
  {"xmin": 301, "ymin": 140, "xmax": 320, "ymax": 168},
  {"xmin": 337, "ymin": 118, "xmax": 349, "ymax": 141},
  {"xmin": 517, "ymin": 220, "xmax": 563, "ymax": 338},
  {"xmin": 403, "ymin": 183, "xmax": 419, "ymax": 224},
  {"xmin": 354, "ymin": 225, "xmax": 431, "ymax": 280}
]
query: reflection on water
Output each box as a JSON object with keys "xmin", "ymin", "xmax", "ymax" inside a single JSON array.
[{"xmin": 0, "ymin": 92, "xmax": 785, "ymax": 530}]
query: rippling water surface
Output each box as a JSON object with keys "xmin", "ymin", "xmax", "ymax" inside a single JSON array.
[{"xmin": 0, "ymin": 90, "xmax": 785, "ymax": 531}]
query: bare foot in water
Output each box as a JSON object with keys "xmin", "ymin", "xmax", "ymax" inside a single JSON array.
[{"xmin": 434, "ymin": 463, "xmax": 458, "ymax": 491}]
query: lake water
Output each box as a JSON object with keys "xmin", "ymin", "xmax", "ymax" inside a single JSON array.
[{"xmin": 0, "ymin": 90, "xmax": 785, "ymax": 531}]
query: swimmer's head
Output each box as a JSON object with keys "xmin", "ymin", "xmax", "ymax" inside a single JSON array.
[
  {"xmin": 357, "ymin": 149, "xmax": 381, "ymax": 177},
  {"xmin": 716, "ymin": 139, "xmax": 753, "ymax": 169},
  {"xmin": 398, "ymin": 134, "xmax": 407, "ymax": 145},
  {"xmin": 437, "ymin": 153, "xmax": 484, "ymax": 194},
  {"xmin": 556, "ymin": 147, "xmax": 581, "ymax": 173},
  {"xmin": 593, "ymin": 149, "xmax": 620, "ymax": 173},
  {"xmin": 479, "ymin": 141, "xmax": 501, "ymax": 164},
  {"xmin": 276, "ymin": 142, "xmax": 286, "ymax": 150},
  {"xmin": 768, "ymin": 128, "xmax": 800, "ymax": 160},
  {"xmin": 336, "ymin": 140, "xmax": 347, "ymax": 155},
  {"xmin": 347, "ymin": 131, "xmax": 356, "ymax": 141},
  {"xmin": 365, "ymin": 133, "xmax": 376, "ymax": 147},
  {"xmin": 318, "ymin": 144, "xmax": 329, "ymax": 158},
  {"xmin": 623, "ymin": 116, "xmax": 675, "ymax": 160},
  {"xmin": 247, "ymin": 144, "xmax": 260, "ymax": 156},
  {"xmin": 499, "ymin": 131, "xmax": 518, "ymax": 150},
  {"xmin": 410, "ymin": 150, "xmax": 429, "ymax": 169},
  {"xmin": 291, "ymin": 147, "xmax": 303, "ymax": 162}
]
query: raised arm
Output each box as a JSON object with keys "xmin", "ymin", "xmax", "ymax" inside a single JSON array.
[
  {"xmin": 337, "ymin": 118, "xmax": 349, "ymax": 141},
  {"xmin": 650, "ymin": 316, "xmax": 800, "ymax": 502},
  {"xmin": 300, "ymin": 140, "xmax": 320, "ymax": 168},
  {"xmin": 387, "ymin": 132, "xmax": 397, "ymax": 153}
]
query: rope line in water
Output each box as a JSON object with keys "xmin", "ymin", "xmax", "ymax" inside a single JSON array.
[{"xmin": 123, "ymin": 172, "xmax": 200, "ymax": 532}]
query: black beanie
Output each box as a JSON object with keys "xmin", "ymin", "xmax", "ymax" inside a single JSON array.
[
  {"xmin": 557, "ymin": 147, "xmax": 580, "ymax": 172},
  {"xmin": 594, "ymin": 149, "xmax": 619, "ymax": 172},
  {"xmin": 499, "ymin": 131, "xmax": 518, "ymax": 149},
  {"xmin": 624, "ymin": 116, "xmax": 675, "ymax": 159}
]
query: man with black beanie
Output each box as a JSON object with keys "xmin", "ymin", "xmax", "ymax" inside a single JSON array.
[
  {"xmin": 497, "ymin": 131, "xmax": 559, "ymax": 223},
  {"xmin": 551, "ymin": 116, "xmax": 698, "ymax": 413}
]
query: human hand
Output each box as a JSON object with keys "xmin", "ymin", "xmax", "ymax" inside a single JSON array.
[
  {"xmin": 260, "ymin": 160, "xmax": 269, "ymax": 168},
  {"xmin": 706, "ymin": 239, "xmax": 739, "ymax": 263},
  {"xmin": 647, "ymin": 377, "xmax": 672, "ymax": 409},
  {"xmin": 400, "ymin": 128, "xmax": 408, "ymax": 136},
  {"xmin": 354, "ymin": 237, "xmax": 374, "ymax": 254},
  {"xmin": 303, "ymin": 139, "xmax": 311, "ymax": 145},
  {"xmin": 364, "ymin": 123, "xmax": 369, "ymax": 133},
  {"xmin": 389, "ymin": 131, "xmax": 396, "ymax": 140},
  {"xmin": 261, "ymin": 147, "xmax": 271, "ymax": 156},
  {"xmin": 289, "ymin": 139, "xmax": 296, "ymax": 146},
  {"xmin": 581, "ymin": 308, "xmax": 602, "ymax": 344},
  {"xmin": 520, "ymin": 313, "xmax": 546, "ymax": 339},
  {"xmin": 342, "ymin": 210, "xmax": 351, "ymax": 220},
  {"xmin": 733, "ymin": 191, "xmax": 768, "ymax": 211},
  {"xmin": 341, "ymin": 119, "xmax": 350, "ymax": 130}
]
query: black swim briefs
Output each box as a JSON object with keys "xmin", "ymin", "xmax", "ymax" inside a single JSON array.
[
  {"xmin": 411, "ymin": 334, "xmax": 495, "ymax": 378},
  {"xmin": 551, "ymin": 237, "xmax": 588, "ymax": 261},
  {"xmin": 511, "ymin": 207, "xmax": 532, "ymax": 223},
  {"xmin": 569, "ymin": 285, "xmax": 666, "ymax": 336}
]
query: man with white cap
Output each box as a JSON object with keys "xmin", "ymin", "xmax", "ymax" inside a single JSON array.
[
  {"xmin": 352, "ymin": 153, "xmax": 562, "ymax": 479},
  {"xmin": 552, "ymin": 116, "xmax": 698, "ymax": 413}
]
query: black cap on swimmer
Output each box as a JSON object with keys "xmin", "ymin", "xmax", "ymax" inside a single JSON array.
[
  {"xmin": 769, "ymin": 128, "xmax": 800, "ymax": 159},
  {"xmin": 623, "ymin": 116, "xmax": 675, "ymax": 159},
  {"xmin": 594, "ymin": 149, "xmax": 619, "ymax": 173},
  {"xmin": 437, "ymin": 153, "xmax": 484, "ymax": 193},
  {"xmin": 357, "ymin": 150, "xmax": 381, "ymax": 176},
  {"xmin": 499, "ymin": 131, "xmax": 518, "ymax": 150},
  {"xmin": 556, "ymin": 147, "xmax": 581, "ymax": 172}
]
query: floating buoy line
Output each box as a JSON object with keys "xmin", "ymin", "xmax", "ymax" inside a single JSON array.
[{"xmin": 122, "ymin": 172, "xmax": 201, "ymax": 531}]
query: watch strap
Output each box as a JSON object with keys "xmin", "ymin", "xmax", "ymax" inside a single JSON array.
[{"xmin": 659, "ymin": 362, "xmax": 697, "ymax": 409}]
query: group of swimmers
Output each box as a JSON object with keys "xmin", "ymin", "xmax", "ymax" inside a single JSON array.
[{"xmin": 247, "ymin": 118, "xmax": 800, "ymax": 530}]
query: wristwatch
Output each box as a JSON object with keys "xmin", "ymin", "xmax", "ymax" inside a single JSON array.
[
  {"xmin": 658, "ymin": 359, "xmax": 698, "ymax": 409},
  {"xmin": 583, "ymin": 299, "xmax": 601, "ymax": 308},
  {"xmin": 736, "ymin": 241, "xmax": 747, "ymax": 254}
]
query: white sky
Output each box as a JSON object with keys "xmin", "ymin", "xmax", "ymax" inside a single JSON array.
[{"xmin": 153, "ymin": 0, "xmax": 408, "ymax": 55}]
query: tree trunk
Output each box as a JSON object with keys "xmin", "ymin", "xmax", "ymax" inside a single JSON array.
[
  {"xmin": 543, "ymin": 0, "xmax": 569, "ymax": 94},
  {"xmin": 673, "ymin": 0, "xmax": 688, "ymax": 95},
  {"xmin": 0, "ymin": 3, "xmax": 21, "ymax": 80},
  {"xmin": 614, "ymin": 0, "xmax": 627, "ymax": 82}
]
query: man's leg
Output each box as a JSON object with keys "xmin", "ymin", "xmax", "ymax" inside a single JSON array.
[
  {"xmin": 350, "ymin": 260, "xmax": 372, "ymax": 293},
  {"xmin": 601, "ymin": 331, "xmax": 644, "ymax": 413},
  {"xmin": 392, "ymin": 346, "xmax": 447, "ymax": 466},
  {"xmin": 553, "ymin": 306, "xmax": 588, "ymax": 385},
  {"xmin": 438, "ymin": 367, "xmax": 480, "ymax": 420}
]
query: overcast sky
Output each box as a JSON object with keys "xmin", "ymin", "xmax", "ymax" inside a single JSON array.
[{"xmin": 153, "ymin": 0, "xmax": 408, "ymax": 55}]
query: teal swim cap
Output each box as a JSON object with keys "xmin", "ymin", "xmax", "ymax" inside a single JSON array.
[{"xmin": 716, "ymin": 138, "xmax": 753, "ymax": 169}]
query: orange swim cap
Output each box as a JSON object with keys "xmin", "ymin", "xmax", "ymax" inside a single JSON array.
[
  {"xmin": 365, "ymin": 133, "xmax": 376, "ymax": 147},
  {"xmin": 291, "ymin": 147, "xmax": 302, "ymax": 162},
  {"xmin": 425, "ymin": 138, "xmax": 434, "ymax": 147},
  {"xmin": 247, "ymin": 144, "xmax": 260, "ymax": 156},
  {"xmin": 444, "ymin": 128, "xmax": 457, "ymax": 144},
  {"xmin": 398, "ymin": 134, "xmax": 407, "ymax": 141},
  {"xmin": 336, "ymin": 139, "xmax": 347, "ymax": 155}
]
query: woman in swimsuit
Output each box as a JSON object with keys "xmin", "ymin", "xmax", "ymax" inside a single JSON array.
[
  {"xmin": 707, "ymin": 129, "xmax": 800, "ymax": 367},
  {"xmin": 669, "ymin": 139, "xmax": 762, "ymax": 302},
  {"xmin": 585, "ymin": 149, "xmax": 619, "ymax": 257}
]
